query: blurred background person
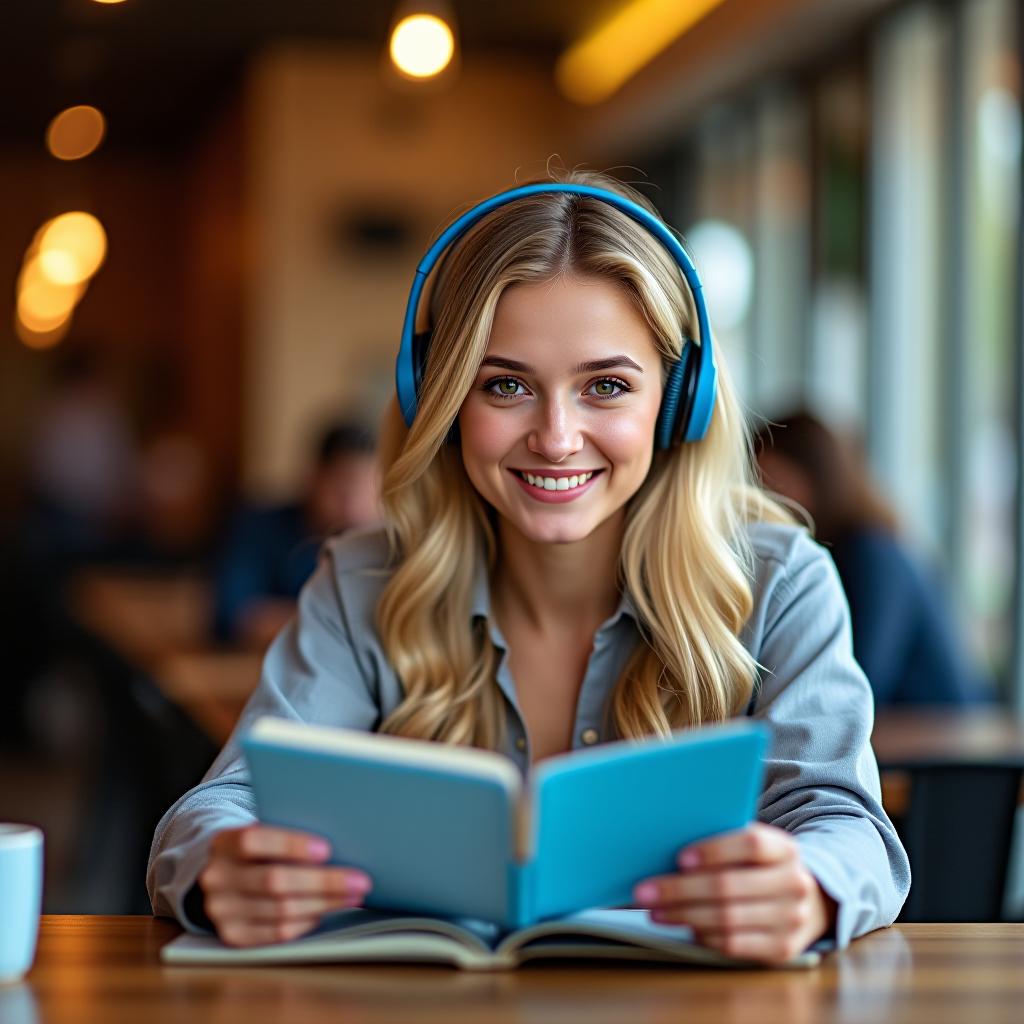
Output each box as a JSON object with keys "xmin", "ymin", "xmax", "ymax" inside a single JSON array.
[
  {"xmin": 23, "ymin": 347, "xmax": 139, "ymax": 571},
  {"xmin": 212, "ymin": 420, "xmax": 381, "ymax": 649},
  {"xmin": 753, "ymin": 411, "xmax": 993, "ymax": 708}
]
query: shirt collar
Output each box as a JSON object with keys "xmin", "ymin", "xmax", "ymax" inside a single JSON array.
[{"xmin": 470, "ymin": 556, "xmax": 638, "ymax": 643}]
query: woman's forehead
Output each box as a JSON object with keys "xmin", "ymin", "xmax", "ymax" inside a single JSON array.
[{"xmin": 484, "ymin": 276, "xmax": 659, "ymax": 367}]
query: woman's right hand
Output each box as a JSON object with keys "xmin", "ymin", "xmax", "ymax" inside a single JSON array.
[{"xmin": 198, "ymin": 824, "xmax": 373, "ymax": 947}]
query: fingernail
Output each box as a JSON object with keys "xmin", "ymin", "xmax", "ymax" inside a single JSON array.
[
  {"xmin": 634, "ymin": 883, "xmax": 658, "ymax": 905},
  {"xmin": 678, "ymin": 850, "xmax": 701, "ymax": 870},
  {"xmin": 348, "ymin": 874, "xmax": 372, "ymax": 894},
  {"xmin": 307, "ymin": 838, "xmax": 331, "ymax": 860}
]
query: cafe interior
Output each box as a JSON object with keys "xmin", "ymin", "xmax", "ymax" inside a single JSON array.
[{"xmin": 1, "ymin": 0, "xmax": 1023, "ymax": 1019}]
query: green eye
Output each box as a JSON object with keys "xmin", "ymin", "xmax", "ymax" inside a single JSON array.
[
  {"xmin": 484, "ymin": 377, "xmax": 525, "ymax": 399},
  {"xmin": 590, "ymin": 377, "xmax": 629, "ymax": 399}
]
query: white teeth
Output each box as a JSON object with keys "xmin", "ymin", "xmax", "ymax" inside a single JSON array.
[{"xmin": 520, "ymin": 471, "xmax": 595, "ymax": 492}]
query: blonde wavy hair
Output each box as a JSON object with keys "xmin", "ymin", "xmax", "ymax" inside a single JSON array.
[{"xmin": 375, "ymin": 168, "xmax": 797, "ymax": 750}]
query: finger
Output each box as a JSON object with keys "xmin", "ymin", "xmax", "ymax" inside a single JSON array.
[
  {"xmin": 676, "ymin": 824, "xmax": 797, "ymax": 871},
  {"xmin": 695, "ymin": 927, "xmax": 810, "ymax": 965},
  {"xmin": 634, "ymin": 863, "xmax": 810, "ymax": 907},
  {"xmin": 211, "ymin": 825, "xmax": 334, "ymax": 864},
  {"xmin": 218, "ymin": 917, "xmax": 321, "ymax": 949},
  {"xmin": 206, "ymin": 892, "xmax": 366, "ymax": 925},
  {"xmin": 202, "ymin": 862, "xmax": 372, "ymax": 898},
  {"xmin": 650, "ymin": 898, "xmax": 806, "ymax": 932}
]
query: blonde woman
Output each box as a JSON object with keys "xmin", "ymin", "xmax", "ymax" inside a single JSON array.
[{"xmin": 148, "ymin": 169, "xmax": 909, "ymax": 963}]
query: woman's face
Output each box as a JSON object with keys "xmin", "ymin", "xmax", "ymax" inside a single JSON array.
[{"xmin": 458, "ymin": 274, "xmax": 665, "ymax": 545}]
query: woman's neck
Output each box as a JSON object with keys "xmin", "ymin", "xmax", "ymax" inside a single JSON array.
[{"xmin": 491, "ymin": 512, "xmax": 625, "ymax": 636}]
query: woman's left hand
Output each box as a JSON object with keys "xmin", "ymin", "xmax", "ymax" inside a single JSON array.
[{"xmin": 632, "ymin": 822, "xmax": 837, "ymax": 964}]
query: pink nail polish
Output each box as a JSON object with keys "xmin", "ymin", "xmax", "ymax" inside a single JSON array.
[
  {"xmin": 634, "ymin": 883, "xmax": 658, "ymax": 904},
  {"xmin": 678, "ymin": 850, "xmax": 701, "ymax": 870},
  {"xmin": 307, "ymin": 838, "xmax": 330, "ymax": 860}
]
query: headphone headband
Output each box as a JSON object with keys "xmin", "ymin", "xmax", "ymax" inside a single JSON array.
[{"xmin": 395, "ymin": 182, "xmax": 717, "ymax": 446}]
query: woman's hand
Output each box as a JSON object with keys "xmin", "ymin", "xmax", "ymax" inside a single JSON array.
[
  {"xmin": 198, "ymin": 825, "xmax": 373, "ymax": 948},
  {"xmin": 633, "ymin": 822, "xmax": 836, "ymax": 964}
]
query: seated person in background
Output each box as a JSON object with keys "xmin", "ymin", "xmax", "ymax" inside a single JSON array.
[
  {"xmin": 212, "ymin": 422, "xmax": 381, "ymax": 648},
  {"xmin": 753, "ymin": 411, "xmax": 993, "ymax": 707}
]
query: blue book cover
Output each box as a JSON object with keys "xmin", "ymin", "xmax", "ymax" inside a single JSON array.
[{"xmin": 241, "ymin": 717, "xmax": 768, "ymax": 932}]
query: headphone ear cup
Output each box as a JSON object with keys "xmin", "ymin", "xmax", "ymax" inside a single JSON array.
[
  {"xmin": 412, "ymin": 330, "xmax": 433, "ymax": 394},
  {"xmin": 655, "ymin": 341, "xmax": 694, "ymax": 449}
]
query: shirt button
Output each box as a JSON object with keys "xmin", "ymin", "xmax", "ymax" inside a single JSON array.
[
  {"xmin": 515, "ymin": 736, "xmax": 527, "ymax": 752},
  {"xmin": 581, "ymin": 728, "xmax": 599, "ymax": 745}
]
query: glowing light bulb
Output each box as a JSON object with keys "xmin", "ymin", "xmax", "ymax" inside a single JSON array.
[{"xmin": 390, "ymin": 14, "xmax": 455, "ymax": 79}]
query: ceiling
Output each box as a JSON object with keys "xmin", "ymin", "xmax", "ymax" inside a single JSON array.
[{"xmin": 0, "ymin": 0, "xmax": 625, "ymax": 152}]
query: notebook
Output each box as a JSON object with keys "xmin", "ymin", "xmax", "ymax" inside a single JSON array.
[{"xmin": 161, "ymin": 717, "xmax": 821, "ymax": 969}]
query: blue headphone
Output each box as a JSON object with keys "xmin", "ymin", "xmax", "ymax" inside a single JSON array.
[{"xmin": 394, "ymin": 183, "xmax": 717, "ymax": 448}]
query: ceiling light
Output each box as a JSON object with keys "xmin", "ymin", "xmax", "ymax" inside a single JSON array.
[
  {"xmin": 557, "ymin": 0, "xmax": 727, "ymax": 105},
  {"xmin": 390, "ymin": 13, "xmax": 455, "ymax": 79}
]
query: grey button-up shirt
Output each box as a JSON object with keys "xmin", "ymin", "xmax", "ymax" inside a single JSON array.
[{"xmin": 148, "ymin": 520, "xmax": 910, "ymax": 947}]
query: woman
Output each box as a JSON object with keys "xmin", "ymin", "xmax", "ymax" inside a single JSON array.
[
  {"xmin": 148, "ymin": 169, "xmax": 909, "ymax": 963},
  {"xmin": 753, "ymin": 411, "xmax": 991, "ymax": 706}
]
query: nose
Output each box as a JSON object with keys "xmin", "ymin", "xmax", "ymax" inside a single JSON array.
[{"xmin": 527, "ymin": 393, "xmax": 584, "ymax": 463}]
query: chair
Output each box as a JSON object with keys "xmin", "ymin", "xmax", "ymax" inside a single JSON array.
[{"xmin": 887, "ymin": 761, "xmax": 1023, "ymax": 922}]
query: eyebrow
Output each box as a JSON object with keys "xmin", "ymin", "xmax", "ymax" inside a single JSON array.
[{"xmin": 479, "ymin": 355, "xmax": 644, "ymax": 374}]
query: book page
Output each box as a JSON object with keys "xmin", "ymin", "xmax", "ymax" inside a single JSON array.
[
  {"xmin": 497, "ymin": 909, "xmax": 821, "ymax": 969},
  {"xmin": 161, "ymin": 910, "xmax": 511, "ymax": 969}
]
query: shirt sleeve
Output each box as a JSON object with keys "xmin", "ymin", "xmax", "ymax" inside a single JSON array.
[
  {"xmin": 750, "ymin": 532, "xmax": 911, "ymax": 947},
  {"xmin": 146, "ymin": 546, "xmax": 382, "ymax": 932}
]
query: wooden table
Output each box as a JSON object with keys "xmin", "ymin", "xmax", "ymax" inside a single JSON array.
[
  {"xmin": 68, "ymin": 568, "xmax": 264, "ymax": 742},
  {"xmin": 872, "ymin": 708, "xmax": 1024, "ymax": 766},
  {"xmin": 871, "ymin": 708, "xmax": 1024, "ymax": 816},
  {"xmin": 12, "ymin": 916, "xmax": 1024, "ymax": 1024}
]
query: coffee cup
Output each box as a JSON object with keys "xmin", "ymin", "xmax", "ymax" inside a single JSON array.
[{"xmin": 0, "ymin": 825, "xmax": 44, "ymax": 984}]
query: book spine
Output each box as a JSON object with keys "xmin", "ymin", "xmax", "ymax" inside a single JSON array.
[{"xmin": 506, "ymin": 861, "xmax": 535, "ymax": 929}]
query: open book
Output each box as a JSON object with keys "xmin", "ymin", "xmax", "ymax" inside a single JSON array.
[
  {"xmin": 161, "ymin": 906, "xmax": 822, "ymax": 970},
  {"xmin": 161, "ymin": 716, "xmax": 821, "ymax": 969}
]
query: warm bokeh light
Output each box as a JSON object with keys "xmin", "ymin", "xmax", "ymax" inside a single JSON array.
[
  {"xmin": 36, "ymin": 212, "xmax": 108, "ymax": 285},
  {"xmin": 17, "ymin": 257, "xmax": 85, "ymax": 319},
  {"xmin": 389, "ymin": 14, "xmax": 455, "ymax": 79},
  {"xmin": 556, "ymin": 0, "xmax": 728, "ymax": 104},
  {"xmin": 16, "ymin": 286, "xmax": 75, "ymax": 333},
  {"xmin": 91, "ymin": 1, "xmax": 129, "ymax": 5},
  {"xmin": 46, "ymin": 105, "xmax": 106, "ymax": 161},
  {"xmin": 15, "ymin": 312, "xmax": 72, "ymax": 350}
]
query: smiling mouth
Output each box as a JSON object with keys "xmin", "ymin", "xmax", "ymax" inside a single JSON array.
[{"xmin": 510, "ymin": 469, "xmax": 604, "ymax": 492}]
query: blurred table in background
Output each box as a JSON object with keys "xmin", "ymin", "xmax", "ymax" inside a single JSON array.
[
  {"xmin": 69, "ymin": 568, "xmax": 263, "ymax": 743},
  {"xmin": 872, "ymin": 708, "xmax": 1024, "ymax": 922},
  {"xmin": 16, "ymin": 916, "xmax": 1024, "ymax": 1024},
  {"xmin": 872, "ymin": 708, "xmax": 1024, "ymax": 766},
  {"xmin": 70, "ymin": 568, "xmax": 212, "ymax": 668},
  {"xmin": 872, "ymin": 707, "xmax": 1024, "ymax": 814}
]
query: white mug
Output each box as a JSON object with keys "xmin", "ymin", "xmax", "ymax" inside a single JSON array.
[{"xmin": 0, "ymin": 825, "xmax": 44, "ymax": 984}]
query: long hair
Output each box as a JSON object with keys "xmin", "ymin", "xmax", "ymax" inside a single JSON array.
[
  {"xmin": 752, "ymin": 411, "xmax": 899, "ymax": 547},
  {"xmin": 375, "ymin": 167, "xmax": 798, "ymax": 749}
]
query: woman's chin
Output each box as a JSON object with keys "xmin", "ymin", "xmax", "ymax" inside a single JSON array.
[{"xmin": 507, "ymin": 513, "xmax": 596, "ymax": 546}]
